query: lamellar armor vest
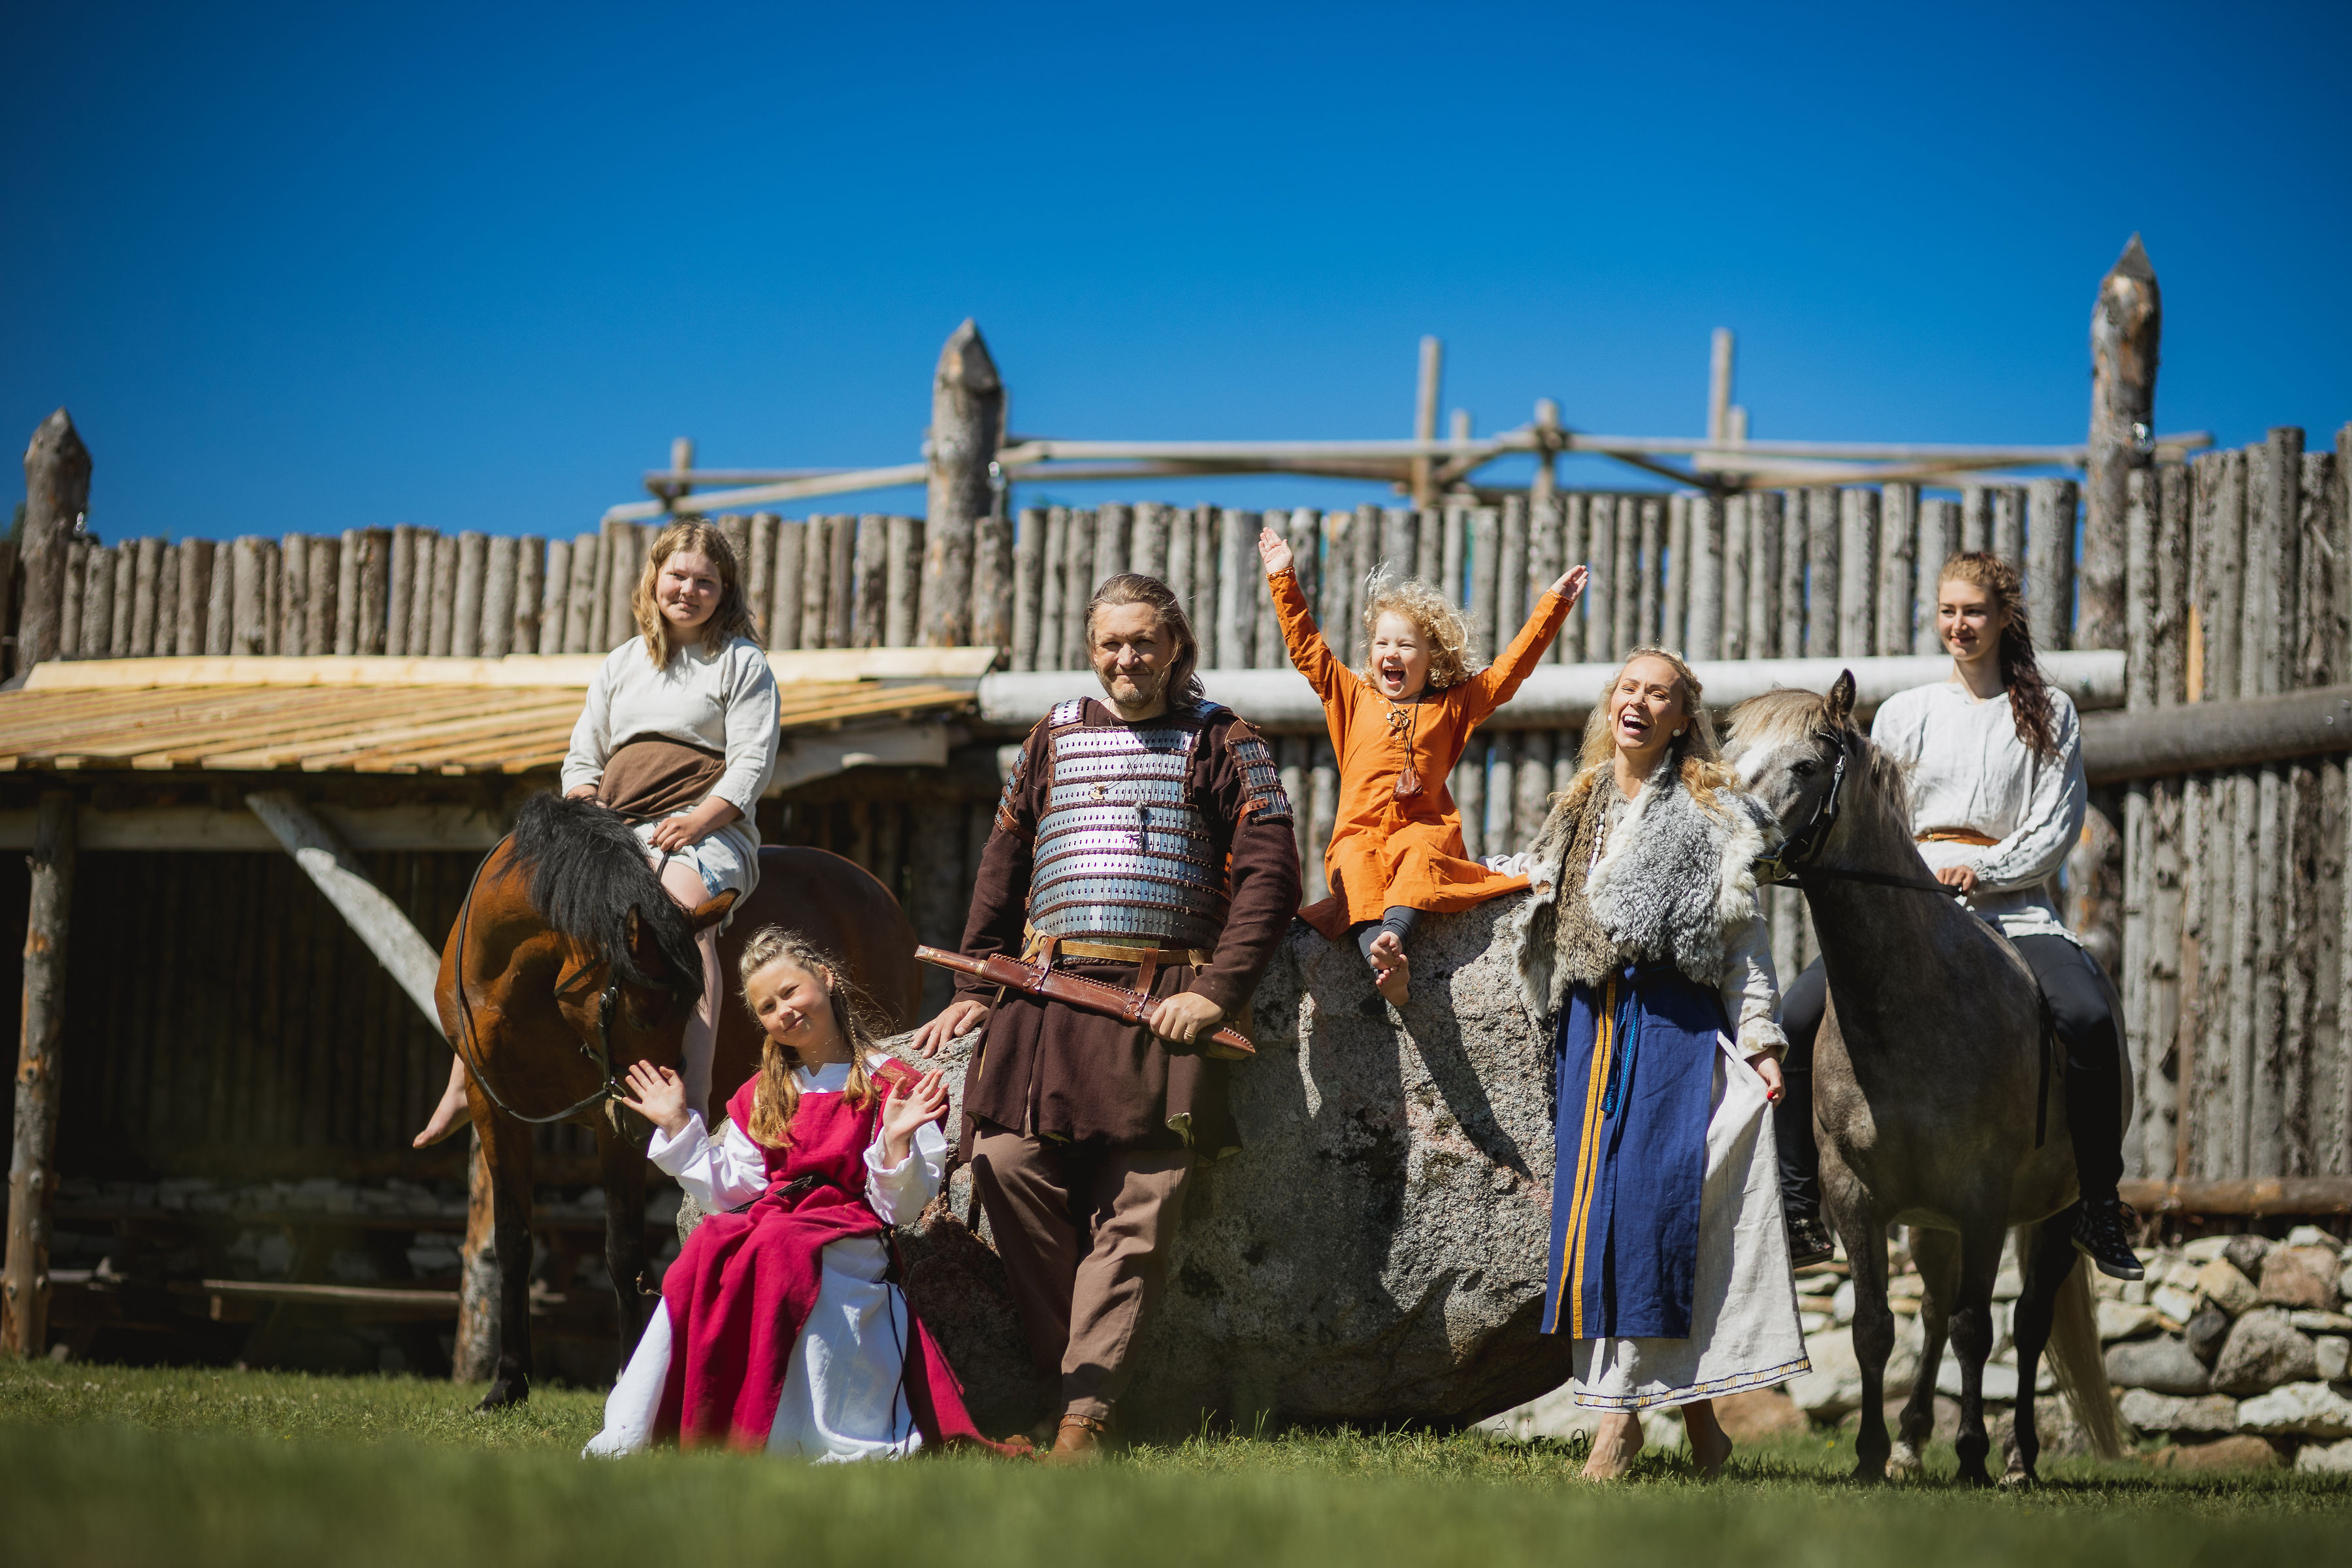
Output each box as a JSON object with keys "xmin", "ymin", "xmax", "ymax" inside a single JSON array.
[{"xmin": 1026, "ymin": 697, "xmax": 1233, "ymax": 949}]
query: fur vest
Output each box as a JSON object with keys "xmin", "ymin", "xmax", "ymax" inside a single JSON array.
[{"xmin": 1505, "ymin": 761, "xmax": 1775, "ymax": 1028}]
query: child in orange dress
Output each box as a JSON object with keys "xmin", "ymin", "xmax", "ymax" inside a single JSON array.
[{"xmin": 1260, "ymin": 527, "xmax": 1587, "ymax": 1004}]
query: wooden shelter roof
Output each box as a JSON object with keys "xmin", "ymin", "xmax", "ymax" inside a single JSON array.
[{"xmin": 0, "ymin": 651, "xmax": 991, "ymax": 777}]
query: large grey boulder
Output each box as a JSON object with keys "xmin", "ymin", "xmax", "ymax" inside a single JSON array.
[
  {"xmin": 2212, "ymin": 1307, "xmax": 2320, "ymax": 1395},
  {"xmin": 1120, "ymin": 904, "xmax": 1577, "ymax": 1433},
  {"xmin": 853, "ymin": 900, "xmax": 1577, "ymax": 1437}
]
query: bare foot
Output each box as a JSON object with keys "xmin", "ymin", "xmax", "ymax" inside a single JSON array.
[
  {"xmin": 1684, "ymin": 1400, "xmax": 1733, "ymax": 1479},
  {"xmin": 412, "ymin": 1070, "xmax": 472, "ymax": 1148},
  {"xmin": 1580, "ymin": 1411, "xmax": 1644, "ymax": 1480},
  {"xmin": 1367, "ymin": 934, "xmax": 1411, "ymax": 1006}
]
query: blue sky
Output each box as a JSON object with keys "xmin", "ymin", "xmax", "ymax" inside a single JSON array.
[{"xmin": 4, "ymin": 2, "xmax": 2347, "ymax": 542}]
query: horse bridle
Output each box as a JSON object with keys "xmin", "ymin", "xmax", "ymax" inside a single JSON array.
[
  {"xmin": 1753, "ymin": 727, "xmax": 1961, "ymax": 898},
  {"xmin": 447, "ymin": 833, "xmax": 659, "ymax": 1127}
]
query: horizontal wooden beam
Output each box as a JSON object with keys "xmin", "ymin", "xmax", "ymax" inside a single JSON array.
[
  {"xmin": 2119, "ymin": 1176, "xmax": 2352, "ymax": 1216},
  {"xmin": 2081, "ymin": 685, "xmax": 2352, "ymax": 785},
  {"xmin": 0, "ymin": 804, "xmax": 503, "ymax": 853},
  {"xmin": 604, "ymin": 461, "xmax": 930, "ymax": 521},
  {"xmin": 169, "ymin": 1279, "xmax": 459, "ymax": 1315},
  {"xmin": 979, "ymin": 652, "xmax": 2129, "ymax": 736},
  {"xmin": 21, "ymin": 647, "xmax": 998, "ymax": 693}
]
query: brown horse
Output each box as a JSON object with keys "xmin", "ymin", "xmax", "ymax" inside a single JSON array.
[{"xmin": 436, "ymin": 792, "xmax": 921, "ymax": 1409}]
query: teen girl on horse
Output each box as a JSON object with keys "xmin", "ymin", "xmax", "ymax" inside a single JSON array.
[
  {"xmin": 1509, "ymin": 649, "xmax": 1808, "ymax": 1481},
  {"xmin": 586, "ymin": 927, "xmax": 1011, "ymax": 1457},
  {"xmin": 1773, "ymin": 551, "xmax": 2142, "ymax": 1282},
  {"xmin": 1258, "ymin": 525, "xmax": 1586, "ymax": 1005},
  {"xmin": 415, "ymin": 519, "xmax": 780, "ymax": 1147}
]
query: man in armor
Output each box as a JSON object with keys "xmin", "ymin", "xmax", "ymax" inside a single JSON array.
[{"xmin": 913, "ymin": 572, "xmax": 1301, "ymax": 1462}]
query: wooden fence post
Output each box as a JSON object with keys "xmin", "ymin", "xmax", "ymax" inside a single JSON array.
[
  {"xmin": 1805, "ymin": 489, "xmax": 1839, "ymax": 658},
  {"xmin": 1838, "ymin": 487, "xmax": 1877, "ymax": 658},
  {"xmin": 2028, "ymin": 480, "xmax": 2080, "ymax": 651},
  {"xmin": 920, "ymin": 320, "xmax": 1004, "ymax": 647},
  {"xmin": 972, "ymin": 514, "xmax": 1011, "ymax": 661},
  {"xmin": 853, "ymin": 515, "xmax": 889, "ymax": 649},
  {"xmin": 3, "ymin": 792, "xmax": 75, "ymax": 1358},
  {"xmin": 17, "ymin": 412, "xmax": 90, "ymax": 672},
  {"xmin": 2083, "ymin": 236, "xmax": 2161, "ymax": 652},
  {"xmin": 1878, "ymin": 483, "xmax": 1917, "ymax": 656},
  {"xmin": 452, "ymin": 532, "xmax": 488, "ymax": 658},
  {"xmin": 1686, "ymin": 494, "xmax": 1723, "ymax": 661},
  {"xmin": 889, "ymin": 515, "xmax": 928, "ymax": 651}
]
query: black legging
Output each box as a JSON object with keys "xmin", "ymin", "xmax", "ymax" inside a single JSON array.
[
  {"xmin": 1774, "ymin": 933, "xmax": 2126, "ymax": 1219},
  {"xmin": 1350, "ymin": 906, "xmax": 1420, "ymax": 960}
]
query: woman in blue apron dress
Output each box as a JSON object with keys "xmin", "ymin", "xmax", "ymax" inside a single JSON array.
[{"xmin": 1507, "ymin": 647, "xmax": 1807, "ymax": 1480}]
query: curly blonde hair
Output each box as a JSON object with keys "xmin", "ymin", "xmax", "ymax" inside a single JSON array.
[
  {"xmin": 1356, "ymin": 567, "xmax": 1473, "ymax": 691},
  {"xmin": 1565, "ymin": 646, "xmax": 1738, "ymax": 817},
  {"xmin": 631, "ymin": 519, "xmax": 763, "ymax": 668},
  {"xmin": 735, "ymin": 926, "xmax": 883, "ymax": 1149}
]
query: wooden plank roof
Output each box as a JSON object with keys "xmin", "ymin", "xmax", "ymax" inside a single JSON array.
[{"xmin": 0, "ymin": 653, "xmax": 988, "ymax": 776}]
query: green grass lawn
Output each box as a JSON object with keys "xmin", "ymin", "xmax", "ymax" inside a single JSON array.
[{"xmin": 3, "ymin": 1361, "xmax": 2347, "ymax": 1568}]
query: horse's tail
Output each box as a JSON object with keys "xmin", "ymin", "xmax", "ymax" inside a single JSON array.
[{"xmin": 2047, "ymin": 1258, "xmax": 2124, "ymax": 1459}]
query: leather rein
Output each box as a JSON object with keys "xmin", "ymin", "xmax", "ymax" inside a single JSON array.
[{"xmin": 447, "ymin": 833, "xmax": 657, "ymax": 1127}]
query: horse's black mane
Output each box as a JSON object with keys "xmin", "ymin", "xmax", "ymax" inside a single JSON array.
[{"xmin": 509, "ymin": 792, "xmax": 704, "ymax": 1001}]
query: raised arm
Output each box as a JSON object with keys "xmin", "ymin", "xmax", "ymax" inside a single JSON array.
[
  {"xmin": 1463, "ymin": 571, "xmax": 1583, "ymax": 724},
  {"xmin": 1262, "ymin": 532, "xmax": 1349, "ymax": 706}
]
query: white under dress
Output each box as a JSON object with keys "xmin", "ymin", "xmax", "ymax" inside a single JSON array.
[{"xmin": 583, "ymin": 1056, "xmax": 947, "ymax": 1462}]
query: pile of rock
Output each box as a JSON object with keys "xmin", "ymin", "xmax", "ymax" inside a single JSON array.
[
  {"xmin": 2100, "ymin": 1228, "xmax": 2351, "ymax": 1474},
  {"xmin": 1769, "ymin": 1226, "xmax": 2351, "ymax": 1473}
]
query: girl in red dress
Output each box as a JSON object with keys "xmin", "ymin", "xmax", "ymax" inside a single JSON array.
[{"xmin": 585, "ymin": 927, "xmax": 1016, "ymax": 1458}]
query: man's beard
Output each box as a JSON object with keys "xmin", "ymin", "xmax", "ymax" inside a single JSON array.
[{"xmin": 1095, "ymin": 661, "xmax": 1168, "ymax": 709}]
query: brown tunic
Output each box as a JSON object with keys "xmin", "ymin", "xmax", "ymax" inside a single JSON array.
[{"xmin": 956, "ymin": 697, "xmax": 1302, "ymax": 1152}]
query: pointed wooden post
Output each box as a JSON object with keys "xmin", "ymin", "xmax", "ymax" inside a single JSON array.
[
  {"xmin": 3, "ymin": 792, "xmax": 74, "ymax": 1358},
  {"xmin": 2083, "ymin": 235, "xmax": 2161, "ymax": 650},
  {"xmin": 1411, "ymin": 337, "xmax": 1443, "ymax": 509},
  {"xmin": 919, "ymin": 320, "xmax": 1004, "ymax": 647},
  {"xmin": 18, "ymin": 412, "xmax": 91, "ymax": 673}
]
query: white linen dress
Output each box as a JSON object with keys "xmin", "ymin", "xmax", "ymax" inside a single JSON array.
[{"xmin": 583, "ymin": 1056, "xmax": 948, "ymax": 1462}]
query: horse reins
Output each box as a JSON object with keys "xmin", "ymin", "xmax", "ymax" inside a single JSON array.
[{"xmin": 448, "ymin": 833, "xmax": 644, "ymax": 1126}]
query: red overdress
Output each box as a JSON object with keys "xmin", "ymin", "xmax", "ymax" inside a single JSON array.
[{"xmin": 655, "ymin": 1061, "xmax": 1005, "ymax": 1452}]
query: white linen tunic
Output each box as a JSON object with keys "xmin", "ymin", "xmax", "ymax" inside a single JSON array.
[
  {"xmin": 559, "ymin": 634, "xmax": 780, "ymax": 902},
  {"xmin": 1869, "ymin": 681, "xmax": 2085, "ymax": 946},
  {"xmin": 583, "ymin": 1056, "xmax": 947, "ymax": 1462}
]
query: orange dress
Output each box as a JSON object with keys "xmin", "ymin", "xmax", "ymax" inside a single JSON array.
[{"xmin": 1271, "ymin": 568, "xmax": 1575, "ymax": 941}]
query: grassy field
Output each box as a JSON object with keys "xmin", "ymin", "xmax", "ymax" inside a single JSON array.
[{"xmin": 3, "ymin": 1362, "xmax": 2347, "ymax": 1568}]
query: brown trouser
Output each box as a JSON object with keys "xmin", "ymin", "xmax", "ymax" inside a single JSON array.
[{"xmin": 968, "ymin": 1128, "xmax": 1194, "ymax": 1422}]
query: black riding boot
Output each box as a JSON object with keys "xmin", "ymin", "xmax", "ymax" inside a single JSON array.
[
  {"xmin": 2014, "ymin": 934, "xmax": 2144, "ymax": 1281},
  {"xmin": 1773, "ymin": 959, "xmax": 1834, "ymax": 1267}
]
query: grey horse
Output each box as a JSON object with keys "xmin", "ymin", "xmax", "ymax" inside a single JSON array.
[{"xmin": 1724, "ymin": 673, "xmax": 2123, "ymax": 1486}]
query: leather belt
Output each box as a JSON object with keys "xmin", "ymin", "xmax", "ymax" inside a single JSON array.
[
  {"xmin": 1917, "ymin": 828, "xmax": 1999, "ymax": 847},
  {"xmin": 1023, "ymin": 931, "xmax": 1212, "ymax": 996},
  {"xmin": 1055, "ymin": 939, "xmax": 1212, "ymax": 966}
]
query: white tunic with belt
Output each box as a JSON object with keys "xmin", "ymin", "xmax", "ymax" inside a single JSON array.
[
  {"xmin": 559, "ymin": 634, "xmax": 780, "ymax": 901},
  {"xmin": 1869, "ymin": 681, "xmax": 2085, "ymax": 946}
]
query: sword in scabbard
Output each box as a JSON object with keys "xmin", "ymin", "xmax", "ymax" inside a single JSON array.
[{"xmin": 913, "ymin": 945, "xmax": 1256, "ymax": 1060}]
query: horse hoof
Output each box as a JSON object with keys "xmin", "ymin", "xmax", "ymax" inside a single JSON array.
[
  {"xmin": 476, "ymin": 1380, "xmax": 529, "ymax": 1411},
  {"xmin": 1999, "ymin": 1463, "xmax": 2038, "ymax": 1491},
  {"xmin": 1846, "ymin": 1461, "xmax": 1885, "ymax": 1485},
  {"xmin": 1886, "ymin": 1444, "xmax": 1923, "ymax": 1480}
]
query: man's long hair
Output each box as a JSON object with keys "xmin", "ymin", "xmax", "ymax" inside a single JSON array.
[{"xmin": 1084, "ymin": 573, "xmax": 1207, "ymax": 706}]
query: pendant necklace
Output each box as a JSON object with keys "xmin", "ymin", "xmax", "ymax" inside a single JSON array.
[{"xmin": 1387, "ymin": 693, "xmax": 1425, "ymax": 799}]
